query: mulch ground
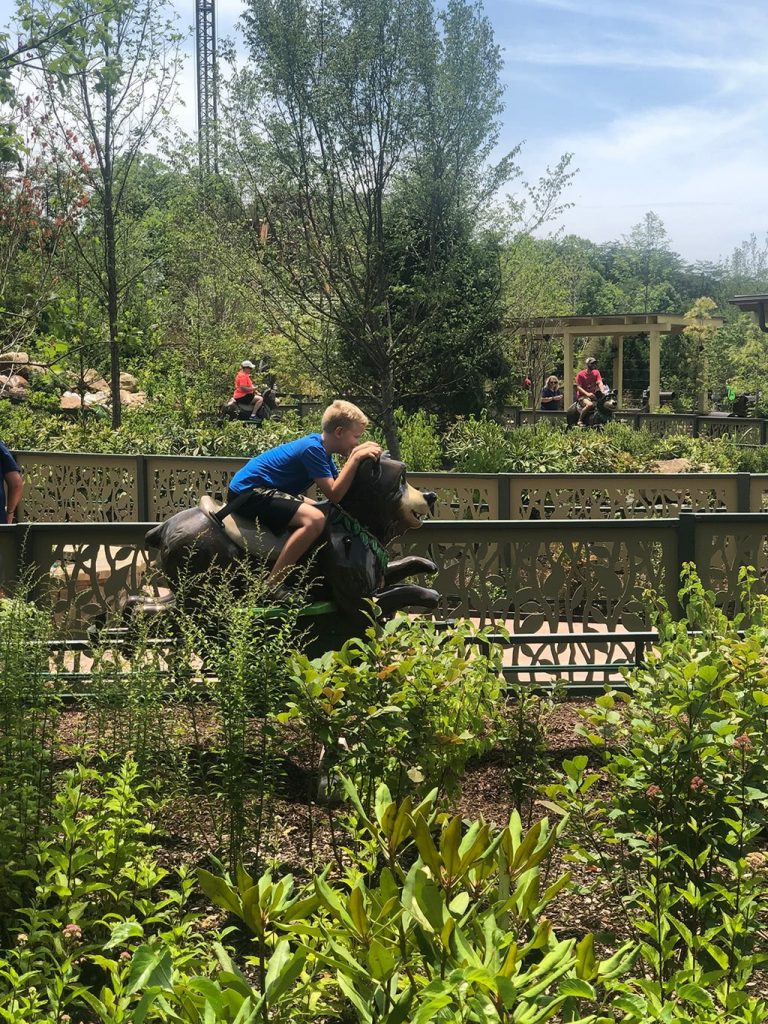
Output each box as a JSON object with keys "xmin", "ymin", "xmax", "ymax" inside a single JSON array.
[{"xmin": 58, "ymin": 697, "xmax": 621, "ymax": 940}]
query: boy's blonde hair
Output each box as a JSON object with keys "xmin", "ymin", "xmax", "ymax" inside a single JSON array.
[{"xmin": 321, "ymin": 400, "xmax": 368, "ymax": 433}]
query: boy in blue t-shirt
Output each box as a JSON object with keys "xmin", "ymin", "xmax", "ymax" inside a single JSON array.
[{"xmin": 227, "ymin": 400, "xmax": 381, "ymax": 589}]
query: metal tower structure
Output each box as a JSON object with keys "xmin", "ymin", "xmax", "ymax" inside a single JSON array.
[{"xmin": 195, "ymin": 0, "xmax": 219, "ymax": 173}]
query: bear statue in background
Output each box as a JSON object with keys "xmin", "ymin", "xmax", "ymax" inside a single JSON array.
[{"xmin": 131, "ymin": 455, "xmax": 440, "ymax": 629}]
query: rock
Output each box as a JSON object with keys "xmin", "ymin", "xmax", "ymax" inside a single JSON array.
[
  {"xmin": 119, "ymin": 372, "xmax": 139, "ymax": 393},
  {"xmin": 83, "ymin": 390, "xmax": 109, "ymax": 407},
  {"xmin": 90, "ymin": 377, "xmax": 110, "ymax": 393},
  {"xmin": 82, "ymin": 368, "xmax": 101, "ymax": 385},
  {"xmin": 0, "ymin": 351, "xmax": 29, "ymax": 372},
  {"xmin": 60, "ymin": 391, "xmax": 82, "ymax": 410},
  {"xmin": 5, "ymin": 374, "xmax": 28, "ymax": 390},
  {"xmin": 120, "ymin": 389, "xmax": 147, "ymax": 408}
]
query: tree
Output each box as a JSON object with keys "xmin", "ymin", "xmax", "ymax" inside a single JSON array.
[
  {"xmin": 617, "ymin": 211, "xmax": 682, "ymax": 313},
  {"xmin": 225, "ymin": 0, "xmax": 534, "ymax": 454},
  {"xmin": 18, "ymin": 0, "xmax": 183, "ymax": 426}
]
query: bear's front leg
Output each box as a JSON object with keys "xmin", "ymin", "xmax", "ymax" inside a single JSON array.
[
  {"xmin": 383, "ymin": 556, "xmax": 438, "ymax": 586},
  {"xmin": 374, "ymin": 583, "xmax": 440, "ymax": 617}
]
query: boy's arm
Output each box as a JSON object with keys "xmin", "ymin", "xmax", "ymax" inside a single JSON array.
[
  {"xmin": 4, "ymin": 470, "xmax": 22, "ymax": 523},
  {"xmin": 314, "ymin": 442, "xmax": 382, "ymax": 503}
]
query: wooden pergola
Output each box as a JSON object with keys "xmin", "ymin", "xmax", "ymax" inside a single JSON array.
[{"xmin": 514, "ymin": 313, "xmax": 723, "ymax": 411}]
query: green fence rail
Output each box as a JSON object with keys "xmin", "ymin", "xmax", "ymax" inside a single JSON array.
[
  {"xmin": 2, "ymin": 512, "xmax": 767, "ymax": 634},
  {"xmin": 4, "ymin": 512, "xmax": 767, "ymax": 688}
]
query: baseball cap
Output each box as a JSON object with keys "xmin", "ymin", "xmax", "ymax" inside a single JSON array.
[{"xmin": 241, "ymin": 360, "xmax": 255, "ymax": 369}]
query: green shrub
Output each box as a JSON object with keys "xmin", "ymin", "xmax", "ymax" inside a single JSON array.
[
  {"xmin": 0, "ymin": 594, "xmax": 58, "ymax": 920},
  {"xmin": 443, "ymin": 413, "xmax": 510, "ymax": 473},
  {"xmin": 394, "ymin": 407, "xmax": 442, "ymax": 471},
  {"xmin": 283, "ymin": 615, "xmax": 504, "ymax": 807},
  {"xmin": 546, "ymin": 566, "xmax": 768, "ymax": 996}
]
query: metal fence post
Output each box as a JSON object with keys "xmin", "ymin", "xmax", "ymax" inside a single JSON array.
[
  {"xmin": 762, "ymin": 419, "xmax": 768, "ymax": 447},
  {"xmin": 736, "ymin": 473, "xmax": 751, "ymax": 513},
  {"xmin": 135, "ymin": 454, "xmax": 149, "ymax": 522},
  {"xmin": 498, "ymin": 475, "xmax": 511, "ymax": 520}
]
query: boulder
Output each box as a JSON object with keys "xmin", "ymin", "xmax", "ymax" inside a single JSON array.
[
  {"xmin": 82, "ymin": 368, "xmax": 101, "ymax": 385},
  {"xmin": 60, "ymin": 391, "xmax": 82, "ymax": 410},
  {"xmin": 120, "ymin": 372, "xmax": 139, "ymax": 393},
  {"xmin": 0, "ymin": 351, "xmax": 29, "ymax": 372},
  {"xmin": 5, "ymin": 374, "xmax": 28, "ymax": 390},
  {"xmin": 120, "ymin": 389, "xmax": 147, "ymax": 408},
  {"xmin": 83, "ymin": 390, "xmax": 109, "ymax": 407}
]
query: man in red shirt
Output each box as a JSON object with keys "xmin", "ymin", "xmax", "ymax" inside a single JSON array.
[
  {"xmin": 574, "ymin": 356, "xmax": 604, "ymax": 428},
  {"xmin": 233, "ymin": 360, "xmax": 264, "ymax": 418}
]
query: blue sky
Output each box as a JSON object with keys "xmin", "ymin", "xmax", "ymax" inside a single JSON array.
[{"xmin": 4, "ymin": 0, "xmax": 767, "ymax": 263}]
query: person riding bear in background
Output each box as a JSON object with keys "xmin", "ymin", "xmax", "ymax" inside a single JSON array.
[
  {"xmin": 575, "ymin": 356, "xmax": 604, "ymax": 429},
  {"xmin": 233, "ymin": 360, "xmax": 264, "ymax": 419},
  {"xmin": 225, "ymin": 400, "xmax": 382, "ymax": 600}
]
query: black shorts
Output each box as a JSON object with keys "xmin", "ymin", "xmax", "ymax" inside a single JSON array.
[
  {"xmin": 234, "ymin": 394, "xmax": 254, "ymax": 408},
  {"xmin": 226, "ymin": 487, "xmax": 303, "ymax": 533}
]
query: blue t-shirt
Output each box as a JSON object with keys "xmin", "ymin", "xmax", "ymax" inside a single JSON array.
[
  {"xmin": 229, "ymin": 433, "xmax": 338, "ymax": 496},
  {"xmin": 0, "ymin": 441, "xmax": 20, "ymax": 519}
]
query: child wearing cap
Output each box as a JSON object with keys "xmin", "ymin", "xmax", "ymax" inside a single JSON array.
[{"xmin": 233, "ymin": 360, "xmax": 264, "ymax": 418}]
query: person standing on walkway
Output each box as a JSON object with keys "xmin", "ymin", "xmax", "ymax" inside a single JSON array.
[{"xmin": 0, "ymin": 441, "xmax": 22, "ymax": 523}]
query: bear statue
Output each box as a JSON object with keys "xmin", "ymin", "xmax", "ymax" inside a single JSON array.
[
  {"xmin": 566, "ymin": 388, "xmax": 619, "ymax": 430},
  {"xmin": 130, "ymin": 455, "xmax": 440, "ymax": 635}
]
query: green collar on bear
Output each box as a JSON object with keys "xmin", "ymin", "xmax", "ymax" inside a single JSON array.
[{"xmin": 330, "ymin": 506, "xmax": 389, "ymax": 577}]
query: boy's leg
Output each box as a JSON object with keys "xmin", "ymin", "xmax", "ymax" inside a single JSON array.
[{"xmin": 267, "ymin": 502, "xmax": 325, "ymax": 584}]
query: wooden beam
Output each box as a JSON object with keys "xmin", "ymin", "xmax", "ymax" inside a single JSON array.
[
  {"xmin": 563, "ymin": 332, "xmax": 574, "ymax": 408},
  {"xmin": 612, "ymin": 334, "xmax": 623, "ymax": 408},
  {"xmin": 648, "ymin": 328, "xmax": 661, "ymax": 411}
]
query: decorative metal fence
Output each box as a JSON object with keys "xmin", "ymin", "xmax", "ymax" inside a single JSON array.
[
  {"xmin": 3, "ymin": 514, "xmax": 767, "ymax": 644},
  {"xmin": 512, "ymin": 409, "xmax": 767, "ymax": 444},
  {"xmin": 14, "ymin": 451, "xmax": 768, "ymax": 523}
]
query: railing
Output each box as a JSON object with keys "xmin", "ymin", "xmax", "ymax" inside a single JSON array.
[
  {"xmin": 3, "ymin": 513, "xmax": 766, "ymax": 642},
  {"xmin": 515, "ymin": 408, "xmax": 766, "ymax": 444},
  {"xmin": 14, "ymin": 450, "xmax": 768, "ymax": 523}
]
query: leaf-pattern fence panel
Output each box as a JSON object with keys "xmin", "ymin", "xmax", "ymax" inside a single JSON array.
[
  {"xmin": 18, "ymin": 453, "xmax": 139, "ymax": 522},
  {"xmin": 400, "ymin": 521, "xmax": 679, "ymax": 630},
  {"xmin": 409, "ymin": 474, "xmax": 499, "ymax": 520},
  {"xmin": 2, "ymin": 523, "xmax": 156, "ymax": 637},
  {"xmin": 509, "ymin": 474, "xmax": 738, "ymax": 520},
  {"xmin": 749, "ymin": 476, "xmax": 768, "ymax": 511},
  {"xmin": 6, "ymin": 515, "xmax": 768, "ymax": 636},
  {"xmin": 693, "ymin": 514, "xmax": 768, "ymax": 617},
  {"xmin": 698, "ymin": 418, "xmax": 763, "ymax": 445},
  {"xmin": 147, "ymin": 456, "xmax": 245, "ymax": 520},
  {"xmin": 637, "ymin": 413, "xmax": 697, "ymax": 436}
]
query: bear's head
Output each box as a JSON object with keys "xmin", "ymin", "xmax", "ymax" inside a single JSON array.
[{"xmin": 339, "ymin": 456, "xmax": 436, "ymax": 544}]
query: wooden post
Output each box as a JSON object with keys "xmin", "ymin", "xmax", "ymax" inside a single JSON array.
[
  {"xmin": 649, "ymin": 328, "xmax": 661, "ymax": 411},
  {"xmin": 563, "ymin": 332, "xmax": 574, "ymax": 407},
  {"xmin": 612, "ymin": 334, "xmax": 623, "ymax": 407}
]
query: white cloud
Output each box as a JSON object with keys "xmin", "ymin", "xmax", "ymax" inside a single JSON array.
[{"xmin": 526, "ymin": 101, "xmax": 768, "ymax": 260}]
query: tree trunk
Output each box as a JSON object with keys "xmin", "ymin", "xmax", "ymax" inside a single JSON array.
[
  {"xmin": 105, "ymin": 200, "xmax": 121, "ymax": 429},
  {"xmin": 379, "ymin": 366, "xmax": 401, "ymax": 459},
  {"xmin": 103, "ymin": 79, "xmax": 121, "ymax": 429}
]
